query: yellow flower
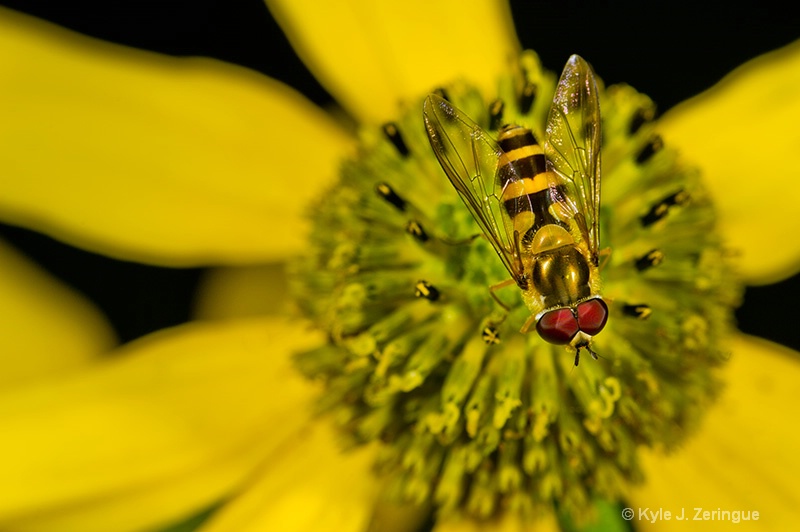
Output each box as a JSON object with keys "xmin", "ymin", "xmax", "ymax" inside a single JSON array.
[{"xmin": 0, "ymin": 3, "xmax": 799, "ymax": 532}]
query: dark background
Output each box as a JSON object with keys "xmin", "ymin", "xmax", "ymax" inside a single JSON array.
[{"xmin": 0, "ymin": 0, "xmax": 798, "ymax": 351}]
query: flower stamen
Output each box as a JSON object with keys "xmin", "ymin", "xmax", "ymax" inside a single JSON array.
[{"xmin": 382, "ymin": 122, "xmax": 410, "ymax": 157}]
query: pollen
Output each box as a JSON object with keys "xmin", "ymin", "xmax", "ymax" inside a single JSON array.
[{"xmin": 290, "ymin": 51, "xmax": 741, "ymax": 525}]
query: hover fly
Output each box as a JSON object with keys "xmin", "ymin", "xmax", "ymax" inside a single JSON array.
[{"xmin": 423, "ymin": 55, "xmax": 607, "ymax": 365}]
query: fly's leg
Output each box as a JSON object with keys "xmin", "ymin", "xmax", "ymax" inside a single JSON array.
[
  {"xmin": 489, "ymin": 278, "xmax": 516, "ymax": 311},
  {"xmin": 597, "ymin": 247, "xmax": 612, "ymax": 271},
  {"xmin": 597, "ymin": 248, "xmax": 615, "ymax": 308},
  {"xmin": 481, "ymin": 278, "xmax": 518, "ymax": 344},
  {"xmin": 520, "ymin": 313, "xmax": 537, "ymax": 334},
  {"xmin": 441, "ymin": 234, "xmax": 481, "ymax": 246}
]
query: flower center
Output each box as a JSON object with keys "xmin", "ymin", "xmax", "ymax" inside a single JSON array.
[{"xmin": 291, "ymin": 51, "xmax": 741, "ymax": 524}]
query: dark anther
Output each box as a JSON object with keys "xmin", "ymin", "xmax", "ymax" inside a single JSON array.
[
  {"xmin": 432, "ymin": 87, "xmax": 451, "ymax": 102},
  {"xmin": 518, "ymin": 81, "xmax": 537, "ymax": 114},
  {"xmin": 635, "ymin": 135, "xmax": 664, "ymax": 164},
  {"xmin": 622, "ymin": 304, "xmax": 652, "ymax": 320},
  {"xmin": 382, "ymin": 122, "xmax": 410, "ymax": 157},
  {"xmin": 375, "ymin": 182, "xmax": 406, "ymax": 211},
  {"xmin": 405, "ymin": 220, "xmax": 429, "ymax": 242},
  {"xmin": 489, "ymin": 99, "xmax": 505, "ymax": 130},
  {"xmin": 414, "ymin": 280, "xmax": 440, "ymax": 301},
  {"xmin": 635, "ymin": 249, "xmax": 665, "ymax": 271},
  {"xmin": 641, "ymin": 190, "xmax": 690, "ymax": 226},
  {"xmin": 481, "ymin": 326, "xmax": 501, "ymax": 345},
  {"xmin": 628, "ymin": 106, "xmax": 656, "ymax": 135}
]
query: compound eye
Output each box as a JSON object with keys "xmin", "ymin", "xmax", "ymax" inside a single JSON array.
[
  {"xmin": 536, "ymin": 308, "xmax": 579, "ymax": 345},
  {"xmin": 577, "ymin": 298, "xmax": 609, "ymax": 336}
]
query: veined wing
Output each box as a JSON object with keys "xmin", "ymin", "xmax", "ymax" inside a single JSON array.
[
  {"xmin": 544, "ymin": 55, "xmax": 602, "ymax": 263},
  {"xmin": 423, "ymin": 94, "xmax": 526, "ymax": 282}
]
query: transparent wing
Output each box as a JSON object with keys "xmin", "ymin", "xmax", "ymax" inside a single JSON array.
[
  {"xmin": 423, "ymin": 94, "xmax": 527, "ymax": 281},
  {"xmin": 544, "ymin": 55, "xmax": 602, "ymax": 262}
]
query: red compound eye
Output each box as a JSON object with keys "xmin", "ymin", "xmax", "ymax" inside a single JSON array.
[
  {"xmin": 576, "ymin": 298, "xmax": 609, "ymax": 336},
  {"xmin": 536, "ymin": 308, "xmax": 579, "ymax": 345}
]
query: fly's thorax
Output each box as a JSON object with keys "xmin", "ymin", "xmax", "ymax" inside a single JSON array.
[
  {"xmin": 528, "ymin": 224, "xmax": 574, "ymax": 254},
  {"xmin": 527, "ymin": 243, "xmax": 593, "ymax": 310}
]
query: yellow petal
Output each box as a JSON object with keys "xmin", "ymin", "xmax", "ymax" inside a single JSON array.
[
  {"xmin": 193, "ymin": 264, "xmax": 291, "ymax": 320},
  {"xmin": 658, "ymin": 40, "xmax": 800, "ymax": 285},
  {"xmin": 0, "ymin": 7, "xmax": 353, "ymax": 266},
  {"xmin": 0, "ymin": 238, "xmax": 115, "ymax": 387},
  {"xmin": 201, "ymin": 420, "xmax": 381, "ymax": 532},
  {"xmin": 266, "ymin": 0, "xmax": 519, "ymax": 124},
  {"xmin": 630, "ymin": 335, "xmax": 800, "ymax": 529},
  {"xmin": 0, "ymin": 317, "xmax": 323, "ymax": 532}
]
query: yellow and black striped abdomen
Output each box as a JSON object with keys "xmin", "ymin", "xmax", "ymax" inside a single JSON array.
[
  {"xmin": 497, "ymin": 125, "xmax": 569, "ymax": 248},
  {"xmin": 497, "ymin": 125, "xmax": 546, "ymax": 187}
]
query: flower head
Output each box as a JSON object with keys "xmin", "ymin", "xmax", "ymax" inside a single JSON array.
[{"xmin": 291, "ymin": 49, "xmax": 742, "ymax": 523}]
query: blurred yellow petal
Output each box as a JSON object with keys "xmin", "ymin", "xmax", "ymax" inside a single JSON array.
[
  {"xmin": 202, "ymin": 421, "xmax": 381, "ymax": 532},
  {"xmin": 266, "ymin": 0, "xmax": 519, "ymax": 124},
  {"xmin": 0, "ymin": 238, "xmax": 115, "ymax": 387},
  {"xmin": 0, "ymin": 7, "xmax": 353, "ymax": 266},
  {"xmin": 630, "ymin": 335, "xmax": 800, "ymax": 529},
  {"xmin": 0, "ymin": 317, "xmax": 322, "ymax": 532},
  {"xmin": 193, "ymin": 264, "xmax": 291, "ymax": 320},
  {"xmin": 658, "ymin": 40, "xmax": 800, "ymax": 285}
]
